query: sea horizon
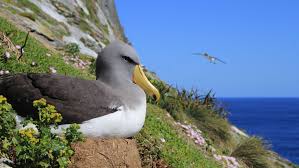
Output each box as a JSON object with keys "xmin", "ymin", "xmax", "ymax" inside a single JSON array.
[{"xmin": 219, "ymin": 97, "xmax": 299, "ymax": 164}]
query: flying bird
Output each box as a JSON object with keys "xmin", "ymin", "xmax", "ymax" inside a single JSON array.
[
  {"xmin": 0, "ymin": 41, "xmax": 160, "ymax": 138},
  {"xmin": 193, "ymin": 52, "xmax": 226, "ymax": 64}
]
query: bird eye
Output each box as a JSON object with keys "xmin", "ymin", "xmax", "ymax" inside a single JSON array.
[{"xmin": 122, "ymin": 56, "xmax": 136, "ymax": 64}]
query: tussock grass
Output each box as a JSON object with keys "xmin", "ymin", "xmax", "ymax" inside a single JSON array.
[
  {"xmin": 147, "ymin": 78, "xmax": 231, "ymax": 148},
  {"xmin": 231, "ymin": 137, "xmax": 271, "ymax": 168}
]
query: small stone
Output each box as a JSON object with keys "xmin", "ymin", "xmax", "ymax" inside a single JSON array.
[
  {"xmin": 15, "ymin": 45, "xmax": 24, "ymax": 53},
  {"xmin": 46, "ymin": 53, "xmax": 51, "ymax": 57},
  {"xmin": 49, "ymin": 67, "xmax": 57, "ymax": 74},
  {"xmin": 4, "ymin": 70, "xmax": 9, "ymax": 74},
  {"xmin": 0, "ymin": 157, "xmax": 13, "ymax": 168},
  {"xmin": 31, "ymin": 61, "xmax": 37, "ymax": 67},
  {"xmin": 4, "ymin": 52, "xmax": 11, "ymax": 59},
  {"xmin": 0, "ymin": 70, "xmax": 4, "ymax": 75},
  {"xmin": 160, "ymin": 138, "xmax": 166, "ymax": 143},
  {"xmin": 166, "ymin": 113, "xmax": 171, "ymax": 118}
]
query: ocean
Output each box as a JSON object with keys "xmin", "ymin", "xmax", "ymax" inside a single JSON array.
[{"xmin": 220, "ymin": 98, "xmax": 299, "ymax": 164}]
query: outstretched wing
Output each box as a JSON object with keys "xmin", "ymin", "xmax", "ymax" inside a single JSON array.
[
  {"xmin": 0, "ymin": 73, "xmax": 122, "ymax": 124},
  {"xmin": 214, "ymin": 57, "xmax": 226, "ymax": 64},
  {"xmin": 192, "ymin": 53, "xmax": 203, "ymax": 56},
  {"xmin": 192, "ymin": 52, "xmax": 210, "ymax": 59}
]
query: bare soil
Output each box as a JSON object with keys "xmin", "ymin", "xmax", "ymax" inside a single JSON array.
[{"xmin": 69, "ymin": 138, "xmax": 142, "ymax": 168}]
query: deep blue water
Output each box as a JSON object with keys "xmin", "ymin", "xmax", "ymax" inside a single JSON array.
[{"xmin": 220, "ymin": 98, "xmax": 299, "ymax": 164}]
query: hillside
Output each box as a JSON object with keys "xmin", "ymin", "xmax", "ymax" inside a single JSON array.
[
  {"xmin": 0, "ymin": 1, "xmax": 298, "ymax": 168},
  {"xmin": 0, "ymin": 0, "xmax": 127, "ymax": 57}
]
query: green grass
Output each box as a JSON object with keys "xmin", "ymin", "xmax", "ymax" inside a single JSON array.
[
  {"xmin": 135, "ymin": 104, "xmax": 220, "ymax": 168},
  {"xmin": 147, "ymin": 79, "xmax": 232, "ymax": 151},
  {"xmin": 100, "ymin": 24, "xmax": 110, "ymax": 36},
  {"xmin": 19, "ymin": 12, "xmax": 36, "ymax": 21},
  {"xmin": 4, "ymin": 0, "xmax": 54, "ymax": 24},
  {"xmin": 78, "ymin": 19, "xmax": 92, "ymax": 33},
  {"xmin": 85, "ymin": 0, "xmax": 101, "ymax": 27},
  {"xmin": 2, "ymin": 0, "xmax": 70, "ymax": 39},
  {"xmin": 2, "ymin": 14, "xmax": 296, "ymax": 168},
  {"xmin": 0, "ymin": 16, "xmax": 221, "ymax": 167},
  {"xmin": 0, "ymin": 16, "xmax": 94, "ymax": 79},
  {"xmin": 231, "ymin": 137, "xmax": 271, "ymax": 168}
]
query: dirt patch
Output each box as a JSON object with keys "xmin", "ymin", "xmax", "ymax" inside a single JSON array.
[{"xmin": 69, "ymin": 138, "xmax": 142, "ymax": 168}]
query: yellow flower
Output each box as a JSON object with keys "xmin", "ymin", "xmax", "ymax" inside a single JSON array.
[
  {"xmin": 33, "ymin": 98, "xmax": 47, "ymax": 107},
  {"xmin": 29, "ymin": 137, "xmax": 39, "ymax": 144},
  {"xmin": 47, "ymin": 104, "xmax": 56, "ymax": 112},
  {"xmin": 19, "ymin": 128, "xmax": 40, "ymax": 144},
  {"xmin": 0, "ymin": 95, "xmax": 7, "ymax": 104}
]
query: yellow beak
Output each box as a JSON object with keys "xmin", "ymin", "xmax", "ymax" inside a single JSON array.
[{"xmin": 133, "ymin": 65, "xmax": 160, "ymax": 101}]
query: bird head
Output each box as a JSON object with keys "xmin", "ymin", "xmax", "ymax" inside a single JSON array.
[{"xmin": 96, "ymin": 41, "xmax": 160, "ymax": 101}]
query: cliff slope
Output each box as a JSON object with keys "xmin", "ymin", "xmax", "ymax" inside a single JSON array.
[
  {"xmin": 0, "ymin": 1, "xmax": 298, "ymax": 168},
  {"xmin": 0, "ymin": 0, "xmax": 127, "ymax": 57}
]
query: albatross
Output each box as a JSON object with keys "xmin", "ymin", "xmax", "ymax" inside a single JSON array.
[
  {"xmin": 0, "ymin": 41, "xmax": 160, "ymax": 138},
  {"xmin": 193, "ymin": 52, "xmax": 226, "ymax": 64}
]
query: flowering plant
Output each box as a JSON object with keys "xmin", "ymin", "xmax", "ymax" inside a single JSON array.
[{"xmin": 0, "ymin": 96, "xmax": 84, "ymax": 168}]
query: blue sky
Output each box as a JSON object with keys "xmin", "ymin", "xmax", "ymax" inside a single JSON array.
[{"xmin": 115, "ymin": 1, "xmax": 299, "ymax": 97}]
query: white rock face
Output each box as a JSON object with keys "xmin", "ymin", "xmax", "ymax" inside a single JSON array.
[
  {"xmin": 231, "ymin": 125, "xmax": 249, "ymax": 137},
  {"xmin": 0, "ymin": 0, "xmax": 126, "ymax": 57},
  {"xmin": 75, "ymin": 0, "xmax": 90, "ymax": 15},
  {"xmin": 29, "ymin": 0, "xmax": 67, "ymax": 22},
  {"xmin": 63, "ymin": 26, "xmax": 98, "ymax": 57}
]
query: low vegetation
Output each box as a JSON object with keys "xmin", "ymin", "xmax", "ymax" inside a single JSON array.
[
  {"xmin": 0, "ymin": 15, "xmax": 297, "ymax": 168},
  {"xmin": 147, "ymin": 77, "xmax": 232, "ymax": 149},
  {"xmin": 64, "ymin": 43, "xmax": 80, "ymax": 56},
  {"xmin": 0, "ymin": 96, "xmax": 84, "ymax": 168},
  {"xmin": 231, "ymin": 137, "xmax": 271, "ymax": 168},
  {"xmin": 0, "ymin": 16, "xmax": 94, "ymax": 79},
  {"xmin": 135, "ymin": 104, "xmax": 220, "ymax": 168}
]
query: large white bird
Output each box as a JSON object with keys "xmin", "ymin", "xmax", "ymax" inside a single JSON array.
[
  {"xmin": 193, "ymin": 52, "xmax": 226, "ymax": 64},
  {"xmin": 0, "ymin": 41, "xmax": 160, "ymax": 138}
]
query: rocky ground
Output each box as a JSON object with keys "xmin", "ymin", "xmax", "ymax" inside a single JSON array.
[{"xmin": 0, "ymin": 0, "xmax": 127, "ymax": 57}]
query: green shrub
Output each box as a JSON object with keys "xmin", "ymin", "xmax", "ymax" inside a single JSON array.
[
  {"xmin": 64, "ymin": 43, "xmax": 80, "ymax": 56},
  {"xmin": 88, "ymin": 57, "xmax": 96, "ymax": 75},
  {"xmin": 0, "ymin": 96, "xmax": 84, "ymax": 168},
  {"xmin": 0, "ymin": 96, "xmax": 16, "ymax": 139},
  {"xmin": 231, "ymin": 137, "xmax": 271, "ymax": 168},
  {"xmin": 65, "ymin": 124, "xmax": 84, "ymax": 143},
  {"xmin": 33, "ymin": 98, "xmax": 62, "ymax": 126}
]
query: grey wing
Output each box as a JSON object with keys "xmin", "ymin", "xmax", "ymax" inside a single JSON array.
[
  {"xmin": 215, "ymin": 57, "xmax": 226, "ymax": 64},
  {"xmin": 0, "ymin": 73, "xmax": 122, "ymax": 124},
  {"xmin": 192, "ymin": 53, "xmax": 203, "ymax": 55}
]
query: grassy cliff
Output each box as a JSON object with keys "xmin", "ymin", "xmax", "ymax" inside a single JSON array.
[{"xmin": 0, "ymin": 16, "xmax": 298, "ymax": 168}]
